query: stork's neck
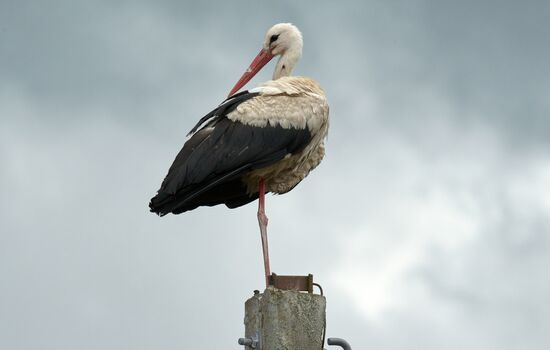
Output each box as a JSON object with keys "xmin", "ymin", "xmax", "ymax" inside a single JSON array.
[{"xmin": 273, "ymin": 47, "xmax": 301, "ymax": 80}]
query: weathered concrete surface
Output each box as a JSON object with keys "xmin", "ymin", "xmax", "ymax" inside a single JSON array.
[{"xmin": 244, "ymin": 287, "xmax": 326, "ymax": 350}]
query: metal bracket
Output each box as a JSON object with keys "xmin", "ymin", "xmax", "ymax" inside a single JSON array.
[
  {"xmin": 238, "ymin": 332, "xmax": 261, "ymax": 349},
  {"xmin": 327, "ymin": 337, "xmax": 352, "ymax": 350},
  {"xmin": 269, "ymin": 273, "xmax": 314, "ymax": 293}
]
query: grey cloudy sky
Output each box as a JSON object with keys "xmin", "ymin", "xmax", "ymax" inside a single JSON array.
[{"xmin": 1, "ymin": 0, "xmax": 549, "ymax": 349}]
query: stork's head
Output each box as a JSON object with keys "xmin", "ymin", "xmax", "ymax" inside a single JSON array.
[
  {"xmin": 262, "ymin": 23, "xmax": 303, "ymax": 57},
  {"xmin": 228, "ymin": 23, "xmax": 303, "ymax": 97}
]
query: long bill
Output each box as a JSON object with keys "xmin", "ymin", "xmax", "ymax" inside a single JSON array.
[{"xmin": 228, "ymin": 48, "xmax": 274, "ymax": 97}]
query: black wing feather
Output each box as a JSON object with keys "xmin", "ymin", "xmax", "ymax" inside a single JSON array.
[{"xmin": 150, "ymin": 92, "xmax": 311, "ymax": 216}]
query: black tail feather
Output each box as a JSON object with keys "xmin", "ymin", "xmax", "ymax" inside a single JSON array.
[{"xmin": 149, "ymin": 178, "xmax": 257, "ymax": 216}]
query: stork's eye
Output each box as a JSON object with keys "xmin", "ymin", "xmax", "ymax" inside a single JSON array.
[{"xmin": 269, "ymin": 34, "xmax": 279, "ymax": 44}]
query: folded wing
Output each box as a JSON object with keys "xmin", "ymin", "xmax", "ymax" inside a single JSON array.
[{"xmin": 149, "ymin": 91, "xmax": 312, "ymax": 216}]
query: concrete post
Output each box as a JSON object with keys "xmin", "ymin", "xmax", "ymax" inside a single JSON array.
[{"xmin": 243, "ymin": 287, "xmax": 326, "ymax": 350}]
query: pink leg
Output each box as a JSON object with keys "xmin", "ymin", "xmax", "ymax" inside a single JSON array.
[{"xmin": 257, "ymin": 178, "xmax": 271, "ymax": 288}]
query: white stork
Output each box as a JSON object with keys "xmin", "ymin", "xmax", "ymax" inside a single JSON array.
[{"xmin": 150, "ymin": 23, "xmax": 329, "ymax": 287}]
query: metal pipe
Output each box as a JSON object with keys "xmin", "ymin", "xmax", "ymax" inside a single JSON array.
[
  {"xmin": 237, "ymin": 333, "xmax": 260, "ymax": 349},
  {"xmin": 238, "ymin": 338, "xmax": 253, "ymax": 346},
  {"xmin": 327, "ymin": 337, "xmax": 351, "ymax": 350}
]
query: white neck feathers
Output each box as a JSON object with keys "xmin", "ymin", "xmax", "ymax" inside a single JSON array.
[{"xmin": 273, "ymin": 47, "xmax": 301, "ymax": 80}]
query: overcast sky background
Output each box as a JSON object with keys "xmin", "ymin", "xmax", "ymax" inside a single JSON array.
[{"xmin": 1, "ymin": 1, "xmax": 550, "ymax": 349}]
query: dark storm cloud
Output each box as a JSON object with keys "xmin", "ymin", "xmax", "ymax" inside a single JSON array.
[
  {"xmin": 300, "ymin": 0, "xmax": 550, "ymax": 148},
  {"xmin": 3, "ymin": 0, "xmax": 549, "ymax": 145}
]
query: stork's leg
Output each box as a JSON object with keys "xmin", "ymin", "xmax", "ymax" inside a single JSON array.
[{"xmin": 257, "ymin": 177, "xmax": 271, "ymax": 288}]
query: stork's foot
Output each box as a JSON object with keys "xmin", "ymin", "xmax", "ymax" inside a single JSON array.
[{"xmin": 257, "ymin": 212, "xmax": 271, "ymax": 288}]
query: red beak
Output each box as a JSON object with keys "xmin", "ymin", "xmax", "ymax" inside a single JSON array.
[{"xmin": 228, "ymin": 48, "xmax": 274, "ymax": 97}]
